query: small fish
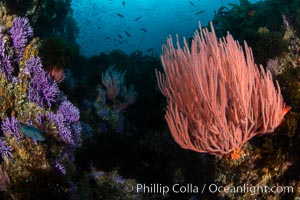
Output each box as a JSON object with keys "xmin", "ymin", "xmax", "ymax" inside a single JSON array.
[
  {"xmin": 124, "ymin": 31, "xmax": 131, "ymax": 37},
  {"xmin": 135, "ymin": 16, "xmax": 141, "ymax": 21},
  {"xmin": 122, "ymin": 1, "xmax": 125, "ymax": 6},
  {"xmin": 19, "ymin": 123, "xmax": 45, "ymax": 142},
  {"xmin": 117, "ymin": 34, "xmax": 123, "ymax": 39},
  {"xmin": 195, "ymin": 10, "xmax": 205, "ymax": 15},
  {"xmin": 189, "ymin": 1, "xmax": 195, "ymax": 7},
  {"xmin": 140, "ymin": 28, "xmax": 147, "ymax": 32},
  {"xmin": 116, "ymin": 13, "xmax": 124, "ymax": 18}
]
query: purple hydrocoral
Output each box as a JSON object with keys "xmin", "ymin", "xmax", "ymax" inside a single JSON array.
[
  {"xmin": 0, "ymin": 138, "xmax": 12, "ymax": 159},
  {"xmin": 58, "ymin": 100, "xmax": 80, "ymax": 123},
  {"xmin": 54, "ymin": 161, "xmax": 66, "ymax": 175},
  {"xmin": 47, "ymin": 111, "xmax": 81, "ymax": 147},
  {"xmin": 71, "ymin": 122, "xmax": 82, "ymax": 145},
  {"xmin": 28, "ymin": 74, "xmax": 59, "ymax": 107},
  {"xmin": 0, "ymin": 27, "xmax": 14, "ymax": 80},
  {"xmin": 24, "ymin": 55, "xmax": 42, "ymax": 75},
  {"xmin": 113, "ymin": 175, "xmax": 126, "ymax": 184},
  {"xmin": 9, "ymin": 17, "xmax": 33, "ymax": 61},
  {"xmin": 47, "ymin": 112, "xmax": 73, "ymax": 144},
  {"xmin": 1, "ymin": 117, "xmax": 21, "ymax": 141},
  {"xmin": 25, "ymin": 57, "xmax": 59, "ymax": 107},
  {"xmin": 46, "ymin": 100, "xmax": 81, "ymax": 146}
]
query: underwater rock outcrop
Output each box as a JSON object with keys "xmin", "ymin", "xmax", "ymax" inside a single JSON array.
[{"xmin": 0, "ymin": 14, "xmax": 81, "ymax": 199}]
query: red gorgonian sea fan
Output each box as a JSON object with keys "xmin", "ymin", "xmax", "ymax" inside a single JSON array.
[{"xmin": 155, "ymin": 22, "xmax": 291, "ymax": 159}]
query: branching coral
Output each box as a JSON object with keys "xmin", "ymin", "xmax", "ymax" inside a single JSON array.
[
  {"xmin": 47, "ymin": 103, "xmax": 81, "ymax": 147},
  {"xmin": 92, "ymin": 66, "xmax": 137, "ymax": 133},
  {"xmin": 101, "ymin": 65, "xmax": 137, "ymax": 111},
  {"xmin": 25, "ymin": 56, "xmax": 59, "ymax": 107},
  {"xmin": 9, "ymin": 17, "xmax": 33, "ymax": 61},
  {"xmin": 1, "ymin": 116, "xmax": 21, "ymax": 141},
  {"xmin": 0, "ymin": 138, "xmax": 12, "ymax": 159},
  {"xmin": 156, "ymin": 23, "xmax": 290, "ymax": 158}
]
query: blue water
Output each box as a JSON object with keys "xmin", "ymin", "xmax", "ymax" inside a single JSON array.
[{"xmin": 72, "ymin": 0, "xmax": 262, "ymax": 57}]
